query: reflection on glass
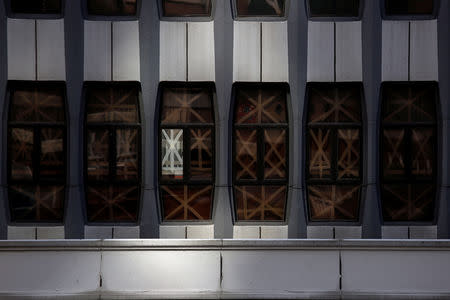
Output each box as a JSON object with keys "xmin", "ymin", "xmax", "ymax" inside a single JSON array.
[
  {"xmin": 116, "ymin": 129, "xmax": 139, "ymax": 181},
  {"xmin": 161, "ymin": 185, "xmax": 212, "ymax": 220},
  {"xmin": 161, "ymin": 129, "xmax": 184, "ymax": 179},
  {"xmin": 87, "ymin": 129, "xmax": 110, "ymax": 180},
  {"xmin": 308, "ymin": 0, "xmax": 360, "ymax": 17},
  {"xmin": 337, "ymin": 129, "xmax": 360, "ymax": 179},
  {"xmin": 88, "ymin": 0, "xmax": 137, "ymax": 16},
  {"xmin": 236, "ymin": 0, "xmax": 285, "ymax": 16},
  {"xmin": 163, "ymin": 0, "xmax": 212, "ymax": 17},
  {"xmin": 40, "ymin": 128, "xmax": 64, "ymax": 179},
  {"xmin": 10, "ymin": 128, "xmax": 33, "ymax": 180},
  {"xmin": 385, "ymin": 0, "xmax": 434, "ymax": 15},
  {"xmin": 235, "ymin": 185, "xmax": 286, "ymax": 220},
  {"xmin": 11, "ymin": 0, "xmax": 62, "ymax": 14},
  {"xmin": 264, "ymin": 129, "xmax": 286, "ymax": 179},
  {"xmin": 308, "ymin": 128, "xmax": 332, "ymax": 179},
  {"xmin": 190, "ymin": 128, "xmax": 213, "ymax": 180},
  {"xmin": 235, "ymin": 129, "xmax": 258, "ymax": 180}
]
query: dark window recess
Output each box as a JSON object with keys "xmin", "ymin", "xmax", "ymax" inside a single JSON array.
[
  {"xmin": 158, "ymin": 82, "xmax": 215, "ymax": 221},
  {"xmin": 385, "ymin": 0, "xmax": 434, "ymax": 15},
  {"xmin": 235, "ymin": 0, "xmax": 286, "ymax": 17},
  {"xmin": 232, "ymin": 83, "xmax": 289, "ymax": 221},
  {"xmin": 7, "ymin": 81, "xmax": 67, "ymax": 222},
  {"xmin": 162, "ymin": 0, "xmax": 212, "ymax": 17},
  {"xmin": 84, "ymin": 82, "xmax": 142, "ymax": 222},
  {"xmin": 10, "ymin": 0, "xmax": 62, "ymax": 14},
  {"xmin": 88, "ymin": 0, "xmax": 137, "ymax": 16},
  {"xmin": 308, "ymin": 0, "xmax": 360, "ymax": 17},
  {"xmin": 381, "ymin": 82, "xmax": 438, "ymax": 222},
  {"xmin": 305, "ymin": 82, "xmax": 363, "ymax": 222}
]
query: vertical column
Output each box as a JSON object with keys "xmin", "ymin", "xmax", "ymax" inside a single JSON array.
[
  {"xmin": 213, "ymin": 0, "xmax": 234, "ymax": 238},
  {"xmin": 65, "ymin": 0, "xmax": 85, "ymax": 238},
  {"xmin": 139, "ymin": 0, "xmax": 160, "ymax": 238},
  {"xmin": 0, "ymin": 0, "xmax": 7, "ymax": 240},
  {"xmin": 361, "ymin": 0, "xmax": 382, "ymax": 238}
]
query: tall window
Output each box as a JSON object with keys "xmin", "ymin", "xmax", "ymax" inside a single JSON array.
[
  {"xmin": 161, "ymin": 0, "xmax": 212, "ymax": 17},
  {"xmin": 158, "ymin": 82, "xmax": 215, "ymax": 221},
  {"xmin": 84, "ymin": 82, "xmax": 142, "ymax": 222},
  {"xmin": 381, "ymin": 82, "xmax": 438, "ymax": 222},
  {"xmin": 305, "ymin": 83, "xmax": 363, "ymax": 222},
  {"xmin": 7, "ymin": 81, "xmax": 67, "ymax": 222},
  {"xmin": 232, "ymin": 83, "xmax": 289, "ymax": 221}
]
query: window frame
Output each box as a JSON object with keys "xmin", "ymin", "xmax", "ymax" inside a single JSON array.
[
  {"xmin": 157, "ymin": 81, "xmax": 217, "ymax": 224},
  {"xmin": 231, "ymin": 82, "xmax": 291, "ymax": 224},
  {"xmin": 303, "ymin": 82, "xmax": 365, "ymax": 226},
  {"xmin": 231, "ymin": 0, "xmax": 290, "ymax": 21},
  {"xmin": 381, "ymin": 0, "xmax": 439, "ymax": 20},
  {"xmin": 305, "ymin": 0, "xmax": 364, "ymax": 21},
  {"xmin": 5, "ymin": 0, "xmax": 65, "ymax": 19},
  {"xmin": 82, "ymin": 81, "xmax": 143, "ymax": 225},
  {"xmin": 5, "ymin": 80, "xmax": 69, "ymax": 225},
  {"xmin": 157, "ymin": 0, "xmax": 216, "ymax": 22},
  {"xmin": 82, "ymin": 0, "xmax": 141, "ymax": 21},
  {"xmin": 379, "ymin": 81, "xmax": 440, "ymax": 225}
]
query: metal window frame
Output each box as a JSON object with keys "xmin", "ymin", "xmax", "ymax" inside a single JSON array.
[
  {"xmin": 381, "ymin": 0, "xmax": 440, "ymax": 20},
  {"xmin": 4, "ymin": 80, "xmax": 68, "ymax": 225},
  {"xmin": 305, "ymin": 0, "xmax": 364, "ymax": 22},
  {"xmin": 4, "ymin": 0, "xmax": 65, "ymax": 19},
  {"xmin": 379, "ymin": 81, "xmax": 440, "ymax": 225},
  {"xmin": 157, "ymin": 0, "xmax": 216, "ymax": 22},
  {"xmin": 82, "ymin": 0, "xmax": 142, "ymax": 21},
  {"xmin": 82, "ymin": 81, "xmax": 143, "ymax": 225},
  {"xmin": 231, "ymin": 0, "xmax": 290, "ymax": 21}
]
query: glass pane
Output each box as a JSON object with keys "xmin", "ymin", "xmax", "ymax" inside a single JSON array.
[
  {"xmin": 88, "ymin": 0, "xmax": 137, "ymax": 16},
  {"xmin": 10, "ymin": 128, "xmax": 33, "ymax": 180},
  {"xmin": 9, "ymin": 184, "xmax": 64, "ymax": 222},
  {"xmin": 10, "ymin": 84, "xmax": 65, "ymax": 123},
  {"xmin": 264, "ymin": 128, "xmax": 287, "ymax": 180},
  {"xmin": 190, "ymin": 128, "xmax": 213, "ymax": 180},
  {"xmin": 116, "ymin": 128, "xmax": 140, "ymax": 181},
  {"xmin": 235, "ymin": 185, "xmax": 286, "ymax": 221},
  {"xmin": 308, "ymin": 184, "xmax": 360, "ymax": 221},
  {"xmin": 385, "ymin": 0, "xmax": 434, "ymax": 15},
  {"xmin": 235, "ymin": 129, "xmax": 258, "ymax": 180},
  {"xmin": 40, "ymin": 128, "xmax": 65, "ymax": 179},
  {"xmin": 11, "ymin": 0, "xmax": 62, "ymax": 14},
  {"xmin": 87, "ymin": 184, "xmax": 139, "ymax": 222},
  {"xmin": 382, "ymin": 83, "xmax": 437, "ymax": 123},
  {"xmin": 236, "ymin": 0, "xmax": 286, "ymax": 17},
  {"xmin": 308, "ymin": 0, "xmax": 360, "ymax": 17},
  {"xmin": 382, "ymin": 184, "xmax": 435, "ymax": 221},
  {"xmin": 308, "ymin": 128, "xmax": 332, "ymax": 179},
  {"xmin": 382, "ymin": 129, "xmax": 405, "ymax": 178},
  {"xmin": 161, "ymin": 86, "xmax": 213, "ymax": 124},
  {"xmin": 87, "ymin": 128, "xmax": 110, "ymax": 180},
  {"xmin": 161, "ymin": 185, "xmax": 213, "ymax": 220},
  {"xmin": 411, "ymin": 128, "xmax": 434, "ymax": 177},
  {"xmin": 163, "ymin": 0, "xmax": 212, "ymax": 17},
  {"xmin": 161, "ymin": 129, "xmax": 184, "ymax": 180},
  {"xmin": 235, "ymin": 85, "xmax": 287, "ymax": 124},
  {"xmin": 337, "ymin": 129, "xmax": 360, "ymax": 179},
  {"xmin": 86, "ymin": 84, "xmax": 139, "ymax": 123},
  {"xmin": 308, "ymin": 84, "xmax": 362, "ymax": 123}
]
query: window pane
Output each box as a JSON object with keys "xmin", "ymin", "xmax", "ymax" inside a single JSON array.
[
  {"xmin": 236, "ymin": 0, "xmax": 286, "ymax": 17},
  {"xmin": 382, "ymin": 129, "xmax": 406, "ymax": 178},
  {"xmin": 308, "ymin": 184, "xmax": 360, "ymax": 221},
  {"xmin": 308, "ymin": 0, "xmax": 360, "ymax": 17},
  {"xmin": 308, "ymin": 128, "xmax": 332, "ymax": 179},
  {"xmin": 40, "ymin": 128, "xmax": 65, "ymax": 179},
  {"xmin": 86, "ymin": 84, "xmax": 139, "ymax": 123},
  {"xmin": 235, "ymin": 129, "xmax": 258, "ymax": 180},
  {"xmin": 10, "ymin": 84, "xmax": 65, "ymax": 123},
  {"xmin": 161, "ymin": 129, "xmax": 184, "ymax": 180},
  {"xmin": 235, "ymin": 86, "xmax": 287, "ymax": 124},
  {"xmin": 9, "ymin": 184, "xmax": 64, "ymax": 222},
  {"xmin": 162, "ymin": 0, "xmax": 212, "ymax": 17},
  {"xmin": 264, "ymin": 128, "xmax": 287, "ymax": 180},
  {"xmin": 161, "ymin": 85, "xmax": 213, "ymax": 124},
  {"xmin": 87, "ymin": 128, "xmax": 110, "ymax": 180},
  {"xmin": 10, "ymin": 0, "xmax": 62, "ymax": 14},
  {"xmin": 9, "ymin": 128, "xmax": 33, "ymax": 181},
  {"xmin": 382, "ymin": 184, "xmax": 434, "ymax": 221},
  {"xmin": 337, "ymin": 129, "xmax": 360, "ymax": 179},
  {"xmin": 87, "ymin": 184, "xmax": 139, "ymax": 222},
  {"xmin": 411, "ymin": 128, "xmax": 434, "ymax": 177},
  {"xmin": 385, "ymin": 0, "xmax": 434, "ymax": 15},
  {"xmin": 88, "ymin": 0, "xmax": 137, "ymax": 16},
  {"xmin": 116, "ymin": 128, "xmax": 140, "ymax": 181},
  {"xmin": 235, "ymin": 185, "xmax": 286, "ymax": 221},
  {"xmin": 161, "ymin": 185, "xmax": 213, "ymax": 220},
  {"xmin": 308, "ymin": 84, "xmax": 362, "ymax": 123},
  {"xmin": 190, "ymin": 128, "xmax": 213, "ymax": 180}
]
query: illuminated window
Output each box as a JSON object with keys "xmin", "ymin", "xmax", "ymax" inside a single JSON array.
[
  {"xmin": 7, "ymin": 81, "xmax": 67, "ymax": 222},
  {"xmin": 381, "ymin": 82, "xmax": 438, "ymax": 222},
  {"xmin": 87, "ymin": 0, "xmax": 138, "ymax": 16},
  {"xmin": 305, "ymin": 82, "xmax": 363, "ymax": 222},
  {"xmin": 161, "ymin": 0, "xmax": 213, "ymax": 17},
  {"xmin": 307, "ymin": 0, "xmax": 361, "ymax": 18},
  {"xmin": 385, "ymin": 0, "xmax": 435, "ymax": 16},
  {"xmin": 234, "ymin": 0, "xmax": 287, "ymax": 18},
  {"xmin": 9, "ymin": 0, "xmax": 63, "ymax": 16},
  {"xmin": 84, "ymin": 82, "xmax": 142, "ymax": 222},
  {"xmin": 232, "ymin": 83, "xmax": 289, "ymax": 221},
  {"xmin": 158, "ymin": 82, "xmax": 215, "ymax": 221}
]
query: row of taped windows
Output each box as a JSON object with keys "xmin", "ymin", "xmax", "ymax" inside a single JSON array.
[
  {"xmin": 6, "ymin": 81, "xmax": 439, "ymax": 224},
  {"xmin": 5, "ymin": 0, "xmax": 439, "ymax": 19}
]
